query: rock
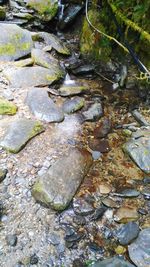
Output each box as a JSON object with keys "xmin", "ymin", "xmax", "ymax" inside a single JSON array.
[
  {"xmin": 128, "ymin": 228, "xmax": 150, "ymax": 267},
  {"xmin": 26, "ymin": 88, "xmax": 64, "ymax": 122},
  {"xmin": 90, "ymin": 256, "xmax": 134, "ymax": 267},
  {"xmin": 6, "ymin": 234, "xmax": 17, "ymax": 246},
  {"xmin": 102, "ymin": 197, "xmax": 119, "ymax": 208},
  {"xmin": 0, "ymin": 168, "xmax": 7, "ymax": 183},
  {"xmin": 32, "ymin": 32, "xmax": 70, "ymax": 55},
  {"xmin": 0, "ymin": 118, "xmax": 44, "ymax": 153},
  {"xmin": 82, "ymin": 102, "xmax": 103, "ymax": 122},
  {"xmin": 114, "ymin": 207, "xmax": 139, "ymax": 223},
  {"xmin": 94, "ymin": 118, "xmax": 112, "ymax": 138},
  {"xmin": 115, "ymin": 189, "xmax": 140, "ymax": 198},
  {"xmin": 97, "ymin": 182, "xmax": 112, "ymax": 194},
  {"xmin": 14, "ymin": 58, "xmax": 34, "ymax": 67},
  {"xmin": 13, "ymin": 12, "xmax": 33, "ymax": 21},
  {"xmin": 30, "ymin": 254, "xmax": 38, "ymax": 265},
  {"xmin": 58, "ymin": 4, "xmax": 83, "ymax": 30},
  {"xmin": 32, "ymin": 148, "xmax": 92, "ymax": 210},
  {"xmin": 0, "ymin": 24, "xmax": 33, "ymax": 62},
  {"xmin": 141, "ymin": 185, "xmax": 150, "ymax": 200},
  {"xmin": 92, "ymin": 151, "xmax": 102, "ymax": 160},
  {"xmin": 0, "ymin": 200, "xmax": 3, "ymax": 219},
  {"xmin": 89, "ymin": 139, "xmax": 110, "ymax": 153},
  {"xmin": 123, "ymin": 128, "xmax": 150, "ymax": 173},
  {"xmin": 90, "ymin": 205, "xmax": 107, "ymax": 221},
  {"xmin": 116, "ymin": 222, "xmax": 140, "ymax": 245},
  {"xmin": 73, "ymin": 197, "xmax": 95, "ymax": 216},
  {"xmin": 72, "ymin": 64, "xmax": 95, "ymax": 76},
  {"xmin": 59, "ymin": 85, "xmax": 88, "ymax": 96},
  {"xmin": 0, "ymin": 6, "xmax": 6, "ymax": 20},
  {"xmin": 31, "ymin": 48, "xmax": 63, "ymax": 71},
  {"xmin": 0, "ymin": 98, "xmax": 17, "ymax": 115},
  {"xmin": 115, "ymin": 245, "xmax": 126, "ymax": 254},
  {"xmin": 62, "ymin": 97, "xmax": 85, "ymax": 114},
  {"xmin": 47, "ymin": 232, "xmax": 60, "ymax": 245},
  {"xmin": 26, "ymin": 0, "xmax": 58, "ymax": 22},
  {"xmin": 3, "ymin": 65, "xmax": 64, "ymax": 87}
]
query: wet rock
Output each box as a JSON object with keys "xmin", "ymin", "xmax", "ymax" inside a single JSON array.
[
  {"xmin": 90, "ymin": 256, "xmax": 134, "ymax": 267},
  {"xmin": 102, "ymin": 197, "xmax": 119, "ymax": 208},
  {"xmin": 32, "ymin": 31, "xmax": 70, "ymax": 55},
  {"xmin": 123, "ymin": 128, "xmax": 150, "ymax": 173},
  {"xmin": 92, "ymin": 151, "xmax": 102, "ymax": 160},
  {"xmin": 128, "ymin": 228, "xmax": 150, "ymax": 267},
  {"xmin": 59, "ymin": 85, "xmax": 88, "ymax": 96},
  {"xmin": 94, "ymin": 118, "xmax": 112, "ymax": 138},
  {"xmin": 88, "ymin": 242, "xmax": 104, "ymax": 253},
  {"xmin": 72, "ymin": 64, "xmax": 95, "ymax": 76},
  {"xmin": 73, "ymin": 215, "xmax": 86, "ymax": 226},
  {"xmin": 97, "ymin": 182, "xmax": 112, "ymax": 194},
  {"xmin": 47, "ymin": 232, "xmax": 60, "ymax": 245},
  {"xmin": 90, "ymin": 205, "xmax": 107, "ymax": 221},
  {"xmin": 0, "ymin": 200, "xmax": 3, "ymax": 219},
  {"xmin": 30, "ymin": 254, "xmax": 38, "ymax": 265},
  {"xmin": 6, "ymin": 234, "xmax": 17, "ymax": 246},
  {"xmin": 64, "ymin": 225, "xmax": 84, "ymax": 243},
  {"xmin": 115, "ymin": 222, "xmax": 140, "ymax": 245},
  {"xmin": 62, "ymin": 97, "xmax": 85, "ymax": 114},
  {"xmin": 0, "ymin": 118, "xmax": 44, "ymax": 153},
  {"xmin": 73, "ymin": 197, "xmax": 95, "ymax": 216},
  {"xmin": 58, "ymin": 4, "xmax": 83, "ymax": 30},
  {"xmin": 0, "ymin": 24, "xmax": 33, "ymax": 61},
  {"xmin": 143, "ymin": 177, "xmax": 150, "ymax": 184},
  {"xmin": 115, "ymin": 189, "xmax": 140, "ymax": 198},
  {"xmin": 0, "ymin": 168, "xmax": 7, "ymax": 183},
  {"xmin": 26, "ymin": 0, "xmax": 58, "ymax": 22},
  {"xmin": 0, "ymin": 97, "xmax": 17, "ymax": 115},
  {"xmin": 31, "ymin": 48, "xmax": 64, "ymax": 71},
  {"xmin": 26, "ymin": 88, "xmax": 64, "ymax": 122},
  {"xmin": 141, "ymin": 185, "xmax": 150, "ymax": 200},
  {"xmin": 32, "ymin": 148, "xmax": 92, "ymax": 210},
  {"xmin": 114, "ymin": 206, "xmax": 139, "ymax": 223},
  {"xmin": 89, "ymin": 139, "xmax": 110, "ymax": 153},
  {"xmin": 3, "ymin": 65, "xmax": 64, "ymax": 88},
  {"xmin": 82, "ymin": 102, "xmax": 103, "ymax": 122}
]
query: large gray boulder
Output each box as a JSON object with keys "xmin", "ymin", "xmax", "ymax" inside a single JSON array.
[
  {"xmin": 0, "ymin": 119, "xmax": 44, "ymax": 153},
  {"xmin": 0, "ymin": 24, "xmax": 33, "ymax": 62},
  {"xmin": 3, "ymin": 65, "xmax": 65, "ymax": 87},
  {"xmin": 26, "ymin": 88, "xmax": 64, "ymax": 122},
  {"xmin": 32, "ymin": 148, "xmax": 92, "ymax": 210}
]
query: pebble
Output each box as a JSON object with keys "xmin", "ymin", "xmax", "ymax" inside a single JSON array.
[
  {"xmin": 115, "ymin": 222, "xmax": 140, "ymax": 245},
  {"xmin": 114, "ymin": 207, "xmax": 139, "ymax": 223},
  {"xmin": 6, "ymin": 234, "xmax": 17, "ymax": 246},
  {"xmin": 47, "ymin": 232, "xmax": 60, "ymax": 245},
  {"xmin": 73, "ymin": 197, "xmax": 95, "ymax": 216}
]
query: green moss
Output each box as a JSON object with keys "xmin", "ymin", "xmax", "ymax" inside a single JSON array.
[
  {"xmin": 32, "ymin": 180, "xmax": 52, "ymax": 207},
  {"xmin": 29, "ymin": 121, "xmax": 44, "ymax": 139},
  {"xmin": 0, "ymin": 7, "xmax": 6, "ymax": 20},
  {"xmin": 27, "ymin": 0, "xmax": 58, "ymax": 21},
  {"xmin": 0, "ymin": 98, "xmax": 18, "ymax": 115},
  {"xmin": 0, "ymin": 43, "xmax": 16, "ymax": 56}
]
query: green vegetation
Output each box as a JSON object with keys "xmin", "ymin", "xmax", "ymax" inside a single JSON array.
[{"xmin": 0, "ymin": 98, "xmax": 18, "ymax": 115}]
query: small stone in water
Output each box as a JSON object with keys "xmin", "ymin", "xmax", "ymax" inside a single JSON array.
[
  {"xmin": 47, "ymin": 232, "xmax": 60, "ymax": 245},
  {"xmin": 92, "ymin": 151, "xmax": 102, "ymax": 160},
  {"xmin": 116, "ymin": 222, "xmax": 139, "ymax": 245},
  {"xmin": 6, "ymin": 234, "xmax": 17, "ymax": 246}
]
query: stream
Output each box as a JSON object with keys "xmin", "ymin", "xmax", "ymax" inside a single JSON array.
[{"xmin": 0, "ymin": 1, "xmax": 150, "ymax": 267}]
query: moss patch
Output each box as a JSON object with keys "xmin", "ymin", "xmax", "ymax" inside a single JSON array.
[
  {"xmin": 0, "ymin": 98, "xmax": 18, "ymax": 115},
  {"xmin": 27, "ymin": 0, "xmax": 58, "ymax": 21}
]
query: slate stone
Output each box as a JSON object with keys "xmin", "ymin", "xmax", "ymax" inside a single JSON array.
[
  {"xmin": 0, "ymin": 24, "xmax": 33, "ymax": 61},
  {"xmin": 0, "ymin": 119, "xmax": 44, "ymax": 153},
  {"xmin": 3, "ymin": 66, "xmax": 64, "ymax": 88},
  {"xmin": 62, "ymin": 97, "xmax": 85, "ymax": 114},
  {"xmin": 59, "ymin": 85, "xmax": 87, "ymax": 96},
  {"xmin": 83, "ymin": 102, "xmax": 103, "ymax": 122},
  {"xmin": 0, "ymin": 97, "xmax": 17, "ymax": 115},
  {"xmin": 90, "ymin": 256, "xmax": 134, "ymax": 267},
  {"xmin": 32, "ymin": 148, "xmax": 92, "ymax": 210},
  {"xmin": 26, "ymin": 88, "xmax": 64, "ymax": 122},
  {"xmin": 116, "ymin": 222, "xmax": 140, "ymax": 245},
  {"xmin": 123, "ymin": 128, "xmax": 150, "ymax": 173},
  {"xmin": 128, "ymin": 228, "xmax": 150, "ymax": 267},
  {"xmin": 32, "ymin": 31, "xmax": 70, "ymax": 55},
  {"xmin": 26, "ymin": 0, "xmax": 58, "ymax": 22},
  {"xmin": 73, "ymin": 197, "xmax": 95, "ymax": 216},
  {"xmin": 115, "ymin": 189, "xmax": 140, "ymax": 198},
  {"xmin": 31, "ymin": 48, "xmax": 63, "ymax": 70},
  {"xmin": 0, "ymin": 169, "xmax": 7, "ymax": 183},
  {"xmin": 114, "ymin": 206, "xmax": 139, "ymax": 223}
]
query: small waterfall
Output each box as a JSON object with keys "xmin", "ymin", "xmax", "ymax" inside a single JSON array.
[
  {"xmin": 58, "ymin": 0, "xmax": 65, "ymax": 20},
  {"xmin": 64, "ymin": 73, "xmax": 76, "ymax": 85}
]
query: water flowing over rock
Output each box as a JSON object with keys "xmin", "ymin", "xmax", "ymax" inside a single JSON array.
[
  {"xmin": 0, "ymin": 119, "xmax": 44, "ymax": 153},
  {"xmin": 123, "ymin": 128, "xmax": 150, "ymax": 173},
  {"xmin": 3, "ymin": 66, "xmax": 64, "ymax": 87},
  {"xmin": 90, "ymin": 256, "xmax": 135, "ymax": 267},
  {"xmin": 0, "ymin": 24, "xmax": 33, "ymax": 61},
  {"xmin": 32, "ymin": 148, "xmax": 92, "ymax": 210},
  {"xmin": 26, "ymin": 88, "xmax": 64, "ymax": 122},
  {"xmin": 26, "ymin": 0, "xmax": 58, "ymax": 22},
  {"xmin": 128, "ymin": 228, "xmax": 150, "ymax": 267}
]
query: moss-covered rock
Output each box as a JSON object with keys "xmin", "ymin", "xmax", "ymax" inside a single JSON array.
[
  {"xmin": 0, "ymin": 6, "xmax": 6, "ymax": 20},
  {"xmin": 0, "ymin": 98, "xmax": 17, "ymax": 115},
  {"xmin": 80, "ymin": 9, "xmax": 112, "ymax": 61},
  {"xmin": 26, "ymin": 0, "xmax": 58, "ymax": 22}
]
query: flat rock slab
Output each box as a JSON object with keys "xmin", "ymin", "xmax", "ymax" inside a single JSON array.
[
  {"xmin": 83, "ymin": 102, "xmax": 103, "ymax": 122},
  {"xmin": 123, "ymin": 128, "xmax": 150, "ymax": 173},
  {"xmin": 114, "ymin": 206, "xmax": 139, "ymax": 223},
  {"xmin": 90, "ymin": 256, "xmax": 134, "ymax": 267},
  {"xmin": 0, "ymin": 97, "xmax": 17, "ymax": 115},
  {"xmin": 3, "ymin": 66, "xmax": 64, "ymax": 88},
  {"xmin": 26, "ymin": 0, "xmax": 58, "ymax": 22},
  {"xmin": 26, "ymin": 88, "xmax": 64, "ymax": 122},
  {"xmin": 59, "ymin": 85, "xmax": 87, "ymax": 96},
  {"xmin": 0, "ymin": 119, "xmax": 44, "ymax": 153},
  {"xmin": 32, "ymin": 32, "xmax": 70, "ymax": 55},
  {"xmin": 32, "ymin": 148, "xmax": 92, "ymax": 210},
  {"xmin": 0, "ymin": 24, "xmax": 33, "ymax": 62},
  {"xmin": 116, "ymin": 222, "xmax": 139, "ymax": 245},
  {"xmin": 62, "ymin": 97, "xmax": 85, "ymax": 114},
  {"xmin": 128, "ymin": 228, "xmax": 150, "ymax": 267}
]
